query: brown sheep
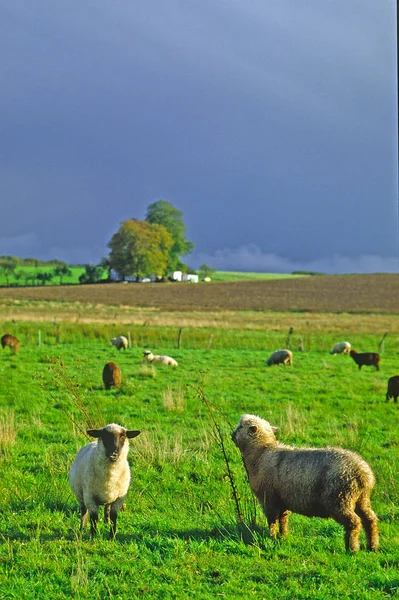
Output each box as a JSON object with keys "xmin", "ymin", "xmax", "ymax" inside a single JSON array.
[
  {"xmin": 386, "ymin": 375, "xmax": 399, "ymax": 403},
  {"xmin": 350, "ymin": 350, "xmax": 380, "ymax": 371},
  {"xmin": 1, "ymin": 334, "xmax": 20, "ymax": 355},
  {"xmin": 266, "ymin": 349, "xmax": 293, "ymax": 367},
  {"xmin": 232, "ymin": 414, "xmax": 379, "ymax": 552},
  {"xmin": 102, "ymin": 362, "xmax": 122, "ymax": 390}
]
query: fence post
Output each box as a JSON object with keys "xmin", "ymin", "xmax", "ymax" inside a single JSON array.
[
  {"xmin": 177, "ymin": 328, "xmax": 183, "ymax": 349},
  {"xmin": 207, "ymin": 333, "xmax": 213, "ymax": 351},
  {"xmin": 378, "ymin": 332, "xmax": 388, "ymax": 354}
]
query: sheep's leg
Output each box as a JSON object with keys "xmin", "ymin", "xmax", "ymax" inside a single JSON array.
[
  {"xmin": 355, "ymin": 499, "xmax": 379, "ymax": 551},
  {"xmin": 104, "ymin": 503, "xmax": 111, "ymax": 524},
  {"xmin": 278, "ymin": 510, "xmax": 291, "ymax": 538},
  {"xmin": 333, "ymin": 510, "xmax": 362, "ymax": 552},
  {"xmin": 89, "ymin": 510, "xmax": 99, "ymax": 537},
  {"xmin": 261, "ymin": 496, "xmax": 280, "ymax": 539},
  {"xmin": 109, "ymin": 506, "xmax": 118, "ymax": 540},
  {"xmin": 80, "ymin": 503, "xmax": 88, "ymax": 531},
  {"xmin": 279, "ymin": 510, "xmax": 291, "ymax": 537}
]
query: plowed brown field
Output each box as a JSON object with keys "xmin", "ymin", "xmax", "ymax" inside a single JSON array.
[{"xmin": 1, "ymin": 273, "xmax": 399, "ymax": 313}]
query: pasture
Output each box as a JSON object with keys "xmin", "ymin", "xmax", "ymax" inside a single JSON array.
[{"xmin": 0, "ymin": 313, "xmax": 398, "ymax": 599}]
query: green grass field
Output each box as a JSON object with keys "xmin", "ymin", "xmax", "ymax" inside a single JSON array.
[
  {"xmin": 0, "ymin": 266, "xmax": 307, "ymax": 287},
  {"xmin": 0, "ymin": 265, "xmax": 90, "ymax": 287},
  {"xmin": 206, "ymin": 271, "xmax": 309, "ymax": 282},
  {"xmin": 0, "ymin": 321, "xmax": 398, "ymax": 599}
]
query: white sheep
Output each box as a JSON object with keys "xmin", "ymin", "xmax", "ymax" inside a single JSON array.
[
  {"xmin": 69, "ymin": 423, "xmax": 140, "ymax": 538},
  {"xmin": 143, "ymin": 350, "xmax": 178, "ymax": 366},
  {"xmin": 266, "ymin": 349, "xmax": 293, "ymax": 367},
  {"xmin": 330, "ymin": 341, "xmax": 351, "ymax": 355},
  {"xmin": 232, "ymin": 414, "xmax": 379, "ymax": 552},
  {"xmin": 111, "ymin": 336, "xmax": 128, "ymax": 351}
]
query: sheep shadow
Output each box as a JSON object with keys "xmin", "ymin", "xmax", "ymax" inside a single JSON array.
[{"xmin": 116, "ymin": 521, "xmax": 271, "ymax": 548}]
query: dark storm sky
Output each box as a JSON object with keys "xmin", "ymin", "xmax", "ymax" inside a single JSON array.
[{"xmin": 0, "ymin": 1, "xmax": 397, "ymax": 273}]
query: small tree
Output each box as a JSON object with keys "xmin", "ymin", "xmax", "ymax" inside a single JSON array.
[
  {"xmin": 36, "ymin": 271, "xmax": 53, "ymax": 285},
  {"xmin": 98, "ymin": 257, "xmax": 112, "ymax": 282},
  {"xmin": 79, "ymin": 264, "xmax": 104, "ymax": 284},
  {"xmin": 199, "ymin": 263, "xmax": 216, "ymax": 279},
  {"xmin": 23, "ymin": 272, "xmax": 36, "ymax": 286},
  {"xmin": 53, "ymin": 263, "xmax": 72, "ymax": 285},
  {"xmin": 108, "ymin": 219, "xmax": 173, "ymax": 280},
  {"xmin": 1, "ymin": 259, "xmax": 17, "ymax": 286},
  {"xmin": 13, "ymin": 270, "xmax": 23, "ymax": 285}
]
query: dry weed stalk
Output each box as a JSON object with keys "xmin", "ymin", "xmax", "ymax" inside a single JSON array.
[
  {"xmin": 162, "ymin": 385, "xmax": 185, "ymax": 412},
  {"xmin": 0, "ymin": 408, "xmax": 16, "ymax": 458},
  {"xmin": 35, "ymin": 357, "xmax": 103, "ymax": 438},
  {"xmin": 189, "ymin": 382, "xmax": 244, "ymax": 523}
]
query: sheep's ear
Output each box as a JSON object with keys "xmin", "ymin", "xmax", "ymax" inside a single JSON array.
[
  {"xmin": 126, "ymin": 430, "xmax": 141, "ymax": 439},
  {"xmin": 249, "ymin": 425, "xmax": 258, "ymax": 434},
  {"xmin": 87, "ymin": 429, "xmax": 101, "ymax": 438},
  {"xmin": 271, "ymin": 426, "xmax": 279, "ymax": 433}
]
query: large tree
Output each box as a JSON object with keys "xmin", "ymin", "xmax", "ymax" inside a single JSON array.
[
  {"xmin": 108, "ymin": 219, "xmax": 173, "ymax": 280},
  {"xmin": 145, "ymin": 200, "xmax": 194, "ymax": 272}
]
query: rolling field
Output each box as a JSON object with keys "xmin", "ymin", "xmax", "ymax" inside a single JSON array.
[
  {"xmin": 0, "ymin": 277, "xmax": 398, "ymax": 598},
  {"xmin": 1, "ymin": 273, "xmax": 399, "ymax": 314}
]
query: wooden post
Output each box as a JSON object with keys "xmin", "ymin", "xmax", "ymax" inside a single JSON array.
[
  {"xmin": 38, "ymin": 330, "xmax": 41, "ymax": 347},
  {"xmin": 177, "ymin": 328, "xmax": 183, "ymax": 349},
  {"xmin": 378, "ymin": 332, "xmax": 388, "ymax": 354},
  {"xmin": 285, "ymin": 326, "xmax": 294, "ymax": 349},
  {"xmin": 207, "ymin": 333, "xmax": 214, "ymax": 351},
  {"xmin": 128, "ymin": 331, "xmax": 131, "ymax": 349}
]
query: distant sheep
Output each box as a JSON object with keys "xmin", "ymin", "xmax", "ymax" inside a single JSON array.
[
  {"xmin": 386, "ymin": 375, "xmax": 399, "ymax": 403},
  {"xmin": 69, "ymin": 423, "xmax": 140, "ymax": 538},
  {"xmin": 111, "ymin": 336, "xmax": 128, "ymax": 351},
  {"xmin": 143, "ymin": 350, "xmax": 178, "ymax": 367},
  {"xmin": 266, "ymin": 349, "xmax": 292, "ymax": 367},
  {"xmin": 350, "ymin": 350, "xmax": 380, "ymax": 371},
  {"xmin": 102, "ymin": 362, "xmax": 122, "ymax": 390},
  {"xmin": 232, "ymin": 414, "xmax": 379, "ymax": 552},
  {"xmin": 1, "ymin": 334, "xmax": 20, "ymax": 355},
  {"xmin": 330, "ymin": 341, "xmax": 351, "ymax": 355}
]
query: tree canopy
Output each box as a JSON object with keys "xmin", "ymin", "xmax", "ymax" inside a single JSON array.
[
  {"xmin": 145, "ymin": 200, "xmax": 194, "ymax": 272},
  {"xmin": 108, "ymin": 219, "xmax": 173, "ymax": 280}
]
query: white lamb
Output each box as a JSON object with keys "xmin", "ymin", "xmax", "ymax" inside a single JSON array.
[
  {"xmin": 69, "ymin": 423, "xmax": 140, "ymax": 539},
  {"xmin": 143, "ymin": 350, "xmax": 178, "ymax": 366},
  {"xmin": 111, "ymin": 336, "xmax": 128, "ymax": 351},
  {"xmin": 330, "ymin": 341, "xmax": 351, "ymax": 355}
]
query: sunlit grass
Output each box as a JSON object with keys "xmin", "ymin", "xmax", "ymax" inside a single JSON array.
[{"xmin": 0, "ymin": 320, "xmax": 397, "ymax": 598}]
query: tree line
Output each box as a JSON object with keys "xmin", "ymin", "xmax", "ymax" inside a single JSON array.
[{"xmin": 0, "ymin": 200, "xmax": 216, "ymax": 285}]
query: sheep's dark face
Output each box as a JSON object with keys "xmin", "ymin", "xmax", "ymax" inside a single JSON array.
[
  {"xmin": 87, "ymin": 425, "xmax": 141, "ymax": 462},
  {"xmin": 101, "ymin": 429, "xmax": 127, "ymax": 461}
]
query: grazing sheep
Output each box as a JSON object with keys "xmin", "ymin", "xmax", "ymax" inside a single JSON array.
[
  {"xmin": 232, "ymin": 414, "xmax": 379, "ymax": 552},
  {"xmin": 330, "ymin": 341, "xmax": 351, "ymax": 355},
  {"xmin": 266, "ymin": 349, "xmax": 293, "ymax": 367},
  {"xmin": 143, "ymin": 350, "xmax": 178, "ymax": 367},
  {"xmin": 350, "ymin": 350, "xmax": 380, "ymax": 371},
  {"xmin": 102, "ymin": 362, "xmax": 122, "ymax": 390},
  {"xmin": 111, "ymin": 336, "xmax": 128, "ymax": 351},
  {"xmin": 386, "ymin": 375, "xmax": 399, "ymax": 403},
  {"xmin": 1, "ymin": 334, "xmax": 20, "ymax": 355},
  {"xmin": 69, "ymin": 423, "xmax": 140, "ymax": 538}
]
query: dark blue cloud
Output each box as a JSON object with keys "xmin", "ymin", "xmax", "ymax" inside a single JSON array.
[{"xmin": 0, "ymin": 1, "xmax": 396, "ymax": 271}]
